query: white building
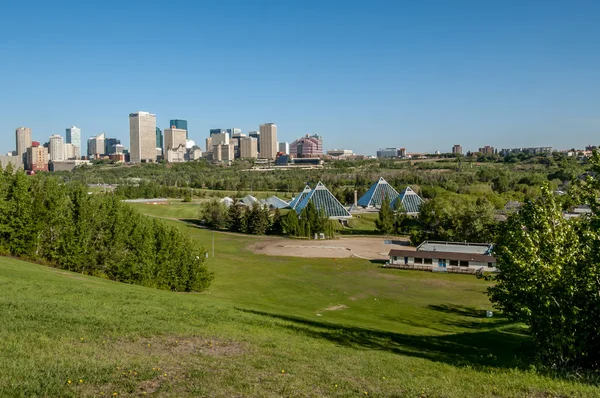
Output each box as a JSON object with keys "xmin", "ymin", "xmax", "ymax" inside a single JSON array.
[
  {"xmin": 87, "ymin": 133, "xmax": 105, "ymax": 159},
  {"xmin": 48, "ymin": 134, "xmax": 65, "ymax": 161},
  {"xmin": 129, "ymin": 111, "xmax": 157, "ymax": 163},
  {"xmin": 164, "ymin": 127, "xmax": 187, "ymax": 153},
  {"xmin": 387, "ymin": 241, "xmax": 497, "ymax": 273},
  {"xmin": 15, "ymin": 127, "xmax": 32, "ymax": 163},
  {"xmin": 278, "ymin": 141, "xmax": 289, "ymax": 155}
]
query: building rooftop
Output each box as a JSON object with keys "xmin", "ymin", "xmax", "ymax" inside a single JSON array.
[
  {"xmin": 357, "ymin": 177, "xmax": 400, "ymax": 208},
  {"xmin": 416, "ymin": 240, "xmax": 493, "ymax": 255},
  {"xmin": 295, "ymin": 182, "xmax": 352, "ymax": 219}
]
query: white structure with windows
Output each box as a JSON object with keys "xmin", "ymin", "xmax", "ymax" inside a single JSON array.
[{"xmin": 387, "ymin": 241, "xmax": 496, "ymax": 273}]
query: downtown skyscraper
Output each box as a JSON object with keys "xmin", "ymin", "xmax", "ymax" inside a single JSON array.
[
  {"xmin": 259, "ymin": 123, "xmax": 277, "ymax": 159},
  {"xmin": 66, "ymin": 126, "xmax": 81, "ymax": 159},
  {"xmin": 129, "ymin": 112, "xmax": 157, "ymax": 163}
]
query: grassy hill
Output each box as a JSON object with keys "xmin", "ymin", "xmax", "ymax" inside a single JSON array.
[{"xmin": 1, "ymin": 209, "xmax": 599, "ymax": 396}]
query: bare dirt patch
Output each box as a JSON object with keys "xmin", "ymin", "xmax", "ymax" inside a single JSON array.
[
  {"xmin": 248, "ymin": 237, "xmax": 411, "ymax": 260},
  {"xmin": 323, "ymin": 304, "xmax": 349, "ymax": 311}
]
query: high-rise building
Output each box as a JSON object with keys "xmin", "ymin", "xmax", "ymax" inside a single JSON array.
[
  {"xmin": 15, "ymin": 127, "xmax": 32, "ymax": 164},
  {"xmin": 290, "ymin": 135, "xmax": 322, "ymax": 158},
  {"xmin": 278, "ymin": 142, "xmax": 290, "ymax": 155},
  {"xmin": 48, "ymin": 134, "xmax": 65, "ymax": 161},
  {"xmin": 398, "ymin": 148, "xmax": 407, "ymax": 158},
  {"xmin": 65, "ymin": 143, "xmax": 77, "ymax": 160},
  {"xmin": 240, "ymin": 137, "xmax": 258, "ymax": 159},
  {"xmin": 211, "ymin": 132, "xmax": 229, "ymax": 146},
  {"xmin": 156, "ymin": 127, "xmax": 163, "ymax": 149},
  {"xmin": 164, "ymin": 128, "xmax": 187, "ymax": 152},
  {"xmin": 169, "ymin": 119, "xmax": 188, "ymax": 139},
  {"xmin": 478, "ymin": 146, "xmax": 494, "ymax": 156},
  {"xmin": 376, "ymin": 148, "xmax": 399, "ymax": 158},
  {"xmin": 249, "ymin": 131, "xmax": 260, "ymax": 153},
  {"xmin": 26, "ymin": 142, "xmax": 49, "ymax": 172},
  {"xmin": 87, "ymin": 133, "xmax": 105, "ymax": 158},
  {"xmin": 259, "ymin": 123, "xmax": 277, "ymax": 159},
  {"xmin": 129, "ymin": 111, "xmax": 157, "ymax": 163},
  {"xmin": 66, "ymin": 126, "xmax": 81, "ymax": 159},
  {"xmin": 210, "ymin": 128, "xmax": 226, "ymax": 136},
  {"xmin": 452, "ymin": 145, "xmax": 463, "ymax": 155},
  {"xmin": 230, "ymin": 132, "xmax": 246, "ymax": 158},
  {"xmin": 213, "ymin": 144, "xmax": 234, "ymax": 163},
  {"xmin": 104, "ymin": 138, "xmax": 121, "ymax": 156},
  {"xmin": 205, "ymin": 136, "xmax": 213, "ymax": 152}
]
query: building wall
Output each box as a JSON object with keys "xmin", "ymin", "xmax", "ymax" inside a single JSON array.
[
  {"xmin": 169, "ymin": 119, "xmax": 188, "ymax": 139},
  {"xmin": 290, "ymin": 135, "xmax": 322, "ymax": 158},
  {"xmin": 211, "ymin": 132, "xmax": 229, "ymax": 146},
  {"xmin": 240, "ymin": 137, "xmax": 258, "ymax": 158},
  {"xmin": 87, "ymin": 133, "xmax": 105, "ymax": 158},
  {"xmin": 163, "ymin": 128, "xmax": 187, "ymax": 151},
  {"xmin": 48, "ymin": 135, "xmax": 65, "ymax": 161},
  {"xmin": 389, "ymin": 255, "xmax": 496, "ymax": 271},
  {"xmin": 166, "ymin": 147, "xmax": 186, "ymax": 162},
  {"xmin": 0, "ymin": 155, "xmax": 22, "ymax": 170},
  {"xmin": 66, "ymin": 126, "xmax": 81, "ymax": 159},
  {"xmin": 220, "ymin": 144, "xmax": 234, "ymax": 162},
  {"xmin": 26, "ymin": 146, "xmax": 49, "ymax": 171},
  {"xmin": 15, "ymin": 127, "xmax": 32, "ymax": 163},
  {"xmin": 452, "ymin": 145, "xmax": 462, "ymax": 155},
  {"xmin": 259, "ymin": 123, "xmax": 277, "ymax": 159},
  {"xmin": 129, "ymin": 112, "xmax": 157, "ymax": 163}
]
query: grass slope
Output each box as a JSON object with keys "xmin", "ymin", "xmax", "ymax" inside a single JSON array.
[{"xmin": 1, "ymin": 208, "xmax": 599, "ymax": 396}]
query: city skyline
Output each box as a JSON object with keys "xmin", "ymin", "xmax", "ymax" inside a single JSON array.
[{"xmin": 1, "ymin": 1, "xmax": 599, "ymax": 155}]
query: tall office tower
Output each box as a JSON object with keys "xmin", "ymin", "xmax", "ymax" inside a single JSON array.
[
  {"xmin": 169, "ymin": 119, "xmax": 188, "ymax": 139},
  {"xmin": 103, "ymin": 138, "xmax": 120, "ymax": 155},
  {"xmin": 15, "ymin": 127, "xmax": 32, "ymax": 163},
  {"xmin": 205, "ymin": 136, "xmax": 213, "ymax": 152},
  {"xmin": 452, "ymin": 144, "xmax": 463, "ymax": 155},
  {"xmin": 258, "ymin": 123, "xmax": 277, "ymax": 159},
  {"xmin": 240, "ymin": 137, "xmax": 258, "ymax": 159},
  {"xmin": 249, "ymin": 131, "xmax": 260, "ymax": 153},
  {"xmin": 87, "ymin": 133, "xmax": 106, "ymax": 158},
  {"xmin": 278, "ymin": 142, "xmax": 290, "ymax": 155},
  {"xmin": 26, "ymin": 142, "xmax": 49, "ymax": 172},
  {"xmin": 156, "ymin": 127, "xmax": 163, "ymax": 149},
  {"xmin": 164, "ymin": 127, "xmax": 187, "ymax": 151},
  {"xmin": 226, "ymin": 128, "xmax": 241, "ymax": 138},
  {"xmin": 213, "ymin": 144, "xmax": 234, "ymax": 163},
  {"xmin": 231, "ymin": 132, "xmax": 246, "ymax": 158},
  {"xmin": 48, "ymin": 134, "xmax": 65, "ymax": 161},
  {"xmin": 129, "ymin": 111, "xmax": 157, "ymax": 163},
  {"xmin": 66, "ymin": 126, "xmax": 81, "ymax": 159},
  {"xmin": 210, "ymin": 128, "xmax": 226, "ymax": 136}
]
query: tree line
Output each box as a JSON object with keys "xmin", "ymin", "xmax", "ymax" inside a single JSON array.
[{"xmin": 0, "ymin": 165, "xmax": 213, "ymax": 292}]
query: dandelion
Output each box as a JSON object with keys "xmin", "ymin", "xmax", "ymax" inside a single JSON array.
[
  {"xmin": 134, "ymin": 372, "xmax": 138, "ymax": 375},
  {"xmin": 67, "ymin": 380, "xmax": 72, "ymax": 385},
  {"xmin": 163, "ymin": 374, "xmax": 167, "ymax": 377},
  {"xmin": 281, "ymin": 369, "xmax": 285, "ymax": 373},
  {"xmin": 79, "ymin": 379, "xmax": 83, "ymax": 383},
  {"xmin": 335, "ymin": 384, "xmax": 338, "ymax": 388},
  {"xmin": 364, "ymin": 392, "xmax": 368, "ymax": 396},
  {"xmin": 113, "ymin": 393, "xmax": 118, "ymax": 397}
]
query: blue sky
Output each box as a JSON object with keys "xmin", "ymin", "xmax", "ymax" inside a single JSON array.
[{"xmin": 1, "ymin": 0, "xmax": 599, "ymax": 155}]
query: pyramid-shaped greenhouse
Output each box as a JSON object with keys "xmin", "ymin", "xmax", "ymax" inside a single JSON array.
[
  {"xmin": 289, "ymin": 185, "xmax": 312, "ymax": 209},
  {"xmin": 391, "ymin": 186, "xmax": 425, "ymax": 215},
  {"xmin": 295, "ymin": 182, "xmax": 352, "ymax": 219},
  {"xmin": 357, "ymin": 177, "xmax": 400, "ymax": 208}
]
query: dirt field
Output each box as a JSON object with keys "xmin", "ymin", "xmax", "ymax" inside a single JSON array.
[{"xmin": 248, "ymin": 236, "xmax": 413, "ymax": 260}]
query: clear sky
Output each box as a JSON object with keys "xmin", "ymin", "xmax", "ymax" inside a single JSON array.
[{"xmin": 1, "ymin": 0, "xmax": 599, "ymax": 155}]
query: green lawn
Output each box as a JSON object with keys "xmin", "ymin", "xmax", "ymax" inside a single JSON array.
[
  {"xmin": 127, "ymin": 202, "xmax": 203, "ymax": 220},
  {"xmin": 2, "ymin": 214, "xmax": 599, "ymax": 396}
]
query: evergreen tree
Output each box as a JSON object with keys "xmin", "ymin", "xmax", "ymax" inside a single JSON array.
[{"xmin": 375, "ymin": 197, "xmax": 394, "ymax": 235}]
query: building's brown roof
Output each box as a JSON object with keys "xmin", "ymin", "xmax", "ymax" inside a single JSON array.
[{"xmin": 388, "ymin": 249, "xmax": 495, "ymax": 263}]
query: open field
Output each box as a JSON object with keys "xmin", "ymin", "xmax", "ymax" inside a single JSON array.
[{"xmin": 1, "ymin": 206, "xmax": 599, "ymax": 396}]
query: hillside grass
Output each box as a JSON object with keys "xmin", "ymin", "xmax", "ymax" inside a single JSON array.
[{"xmin": 2, "ymin": 209, "xmax": 599, "ymax": 396}]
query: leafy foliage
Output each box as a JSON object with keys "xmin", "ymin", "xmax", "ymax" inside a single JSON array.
[
  {"xmin": 0, "ymin": 168, "xmax": 213, "ymax": 292},
  {"xmin": 489, "ymin": 153, "xmax": 600, "ymax": 370}
]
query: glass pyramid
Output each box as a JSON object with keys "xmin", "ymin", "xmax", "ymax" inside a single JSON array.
[
  {"xmin": 289, "ymin": 185, "xmax": 312, "ymax": 209},
  {"xmin": 392, "ymin": 186, "xmax": 425, "ymax": 214},
  {"xmin": 295, "ymin": 182, "xmax": 352, "ymax": 219},
  {"xmin": 357, "ymin": 177, "xmax": 400, "ymax": 208}
]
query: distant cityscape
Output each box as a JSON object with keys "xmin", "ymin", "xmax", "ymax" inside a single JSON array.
[{"xmin": 1, "ymin": 110, "xmax": 598, "ymax": 173}]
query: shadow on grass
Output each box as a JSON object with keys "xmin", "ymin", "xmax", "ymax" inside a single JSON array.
[
  {"xmin": 428, "ymin": 304, "xmax": 487, "ymax": 318},
  {"xmin": 237, "ymin": 308, "xmax": 534, "ymax": 370}
]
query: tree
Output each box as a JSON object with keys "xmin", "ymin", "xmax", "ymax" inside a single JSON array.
[
  {"xmin": 375, "ymin": 197, "xmax": 394, "ymax": 235},
  {"xmin": 488, "ymin": 183, "xmax": 600, "ymax": 370},
  {"xmin": 226, "ymin": 204, "xmax": 247, "ymax": 233},
  {"xmin": 199, "ymin": 200, "xmax": 228, "ymax": 229}
]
